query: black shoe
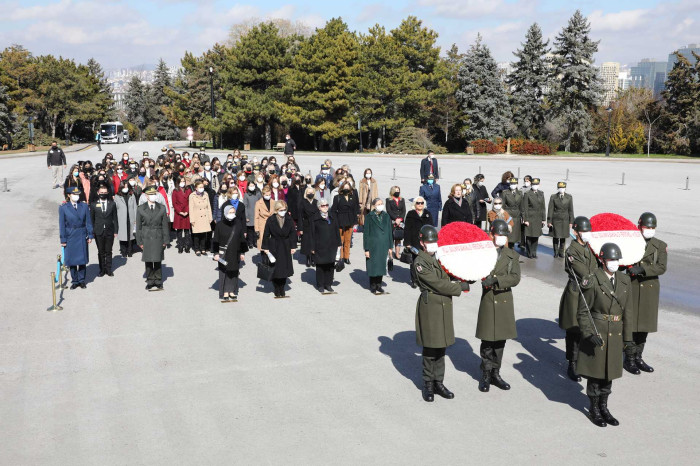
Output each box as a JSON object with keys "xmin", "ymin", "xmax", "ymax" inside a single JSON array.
[
  {"xmin": 433, "ymin": 381, "xmax": 454, "ymax": 399},
  {"xmin": 79, "ymin": 283, "xmax": 86, "ymax": 289},
  {"xmin": 178, "ymin": 248, "xmax": 183, "ymax": 254},
  {"xmin": 623, "ymin": 353, "xmax": 641, "ymax": 375},
  {"xmin": 318, "ymin": 286, "xmax": 325, "ymax": 294},
  {"xmin": 599, "ymin": 394, "xmax": 619, "ymax": 426},
  {"xmin": 98, "ymin": 271, "xmax": 105, "ymax": 277},
  {"xmin": 185, "ymin": 248, "xmax": 191, "ymax": 254},
  {"xmin": 107, "ymin": 271, "xmax": 114, "ymax": 277},
  {"xmin": 146, "ymin": 284, "xmax": 154, "ymax": 290},
  {"xmin": 422, "ymin": 381, "xmax": 434, "ymax": 402},
  {"xmin": 410, "ymin": 280, "xmax": 417, "ymax": 289},
  {"xmin": 344, "ymin": 258, "xmax": 350, "ymax": 265},
  {"xmin": 195, "ymin": 251, "xmax": 201, "ymax": 257},
  {"xmin": 636, "ymin": 353, "xmax": 654, "ymax": 373},
  {"xmin": 325, "ymin": 286, "xmax": 334, "ymax": 293},
  {"xmin": 376, "ymin": 286, "xmax": 385, "ymax": 294},
  {"xmin": 156, "ymin": 284, "xmax": 163, "ymax": 290},
  {"xmin": 567, "ymin": 361, "xmax": 582, "ymax": 382},
  {"xmin": 479, "ymin": 370, "xmax": 491, "ymax": 392},
  {"xmin": 128, "ymin": 252, "xmax": 133, "ymax": 257},
  {"xmin": 70, "ymin": 283, "xmax": 79, "ymax": 290},
  {"xmin": 490, "ymin": 370, "xmax": 511, "ymax": 390},
  {"xmin": 588, "ymin": 396, "xmax": 607, "ymax": 427},
  {"xmin": 306, "ymin": 256, "xmax": 311, "ymax": 267},
  {"xmin": 281, "ymin": 290, "xmax": 286, "ymax": 297}
]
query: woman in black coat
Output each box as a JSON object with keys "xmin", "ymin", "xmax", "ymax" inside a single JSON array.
[
  {"xmin": 212, "ymin": 203, "xmax": 248, "ymax": 301},
  {"xmin": 403, "ymin": 196, "xmax": 433, "ymax": 288},
  {"xmin": 261, "ymin": 200, "xmax": 297, "ymax": 298},
  {"xmin": 473, "ymin": 174, "xmax": 492, "ymax": 230},
  {"xmin": 299, "ymin": 186, "xmax": 319, "ymax": 266},
  {"xmin": 386, "ymin": 185, "xmax": 407, "ymax": 259},
  {"xmin": 310, "ymin": 199, "xmax": 342, "ymax": 293},
  {"xmin": 441, "ymin": 183, "xmax": 474, "ymax": 226},
  {"xmin": 331, "ymin": 181, "xmax": 360, "ymax": 264}
]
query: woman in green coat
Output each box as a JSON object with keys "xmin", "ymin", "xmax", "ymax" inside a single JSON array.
[
  {"xmin": 363, "ymin": 198, "xmax": 393, "ymax": 294},
  {"xmin": 500, "ymin": 177, "xmax": 522, "ymax": 249}
]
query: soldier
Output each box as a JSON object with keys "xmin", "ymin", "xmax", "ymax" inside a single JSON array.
[
  {"xmin": 59, "ymin": 186, "xmax": 94, "ymax": 289},
  {"xmin": 413, "ymin": 225, "xmax": 470, "ymax": 402},
  {"xmin": 135, "ymin": 185, "xmax": 170, "ymax": 290},
  {"xmin": 577, "ymin": 242, "xmax": 632, "ymax": 427},
  {"xmin": 625, "ymin": 212, "xmax": 667, "ymax": 374},
  {"xmin": 476, "ymin": 219, "xmax": 521, "ymax": 392},
  {"xmin": 501, "ymin": 177, "xmax": 522, "ymax": 250},
  {"xmin": 547, "ymin": 181, "xmax": 575, "ymax": 258},
  {"xmin": 520, "ymin": 177, "xmax": 546, "ymax": 258},
  {"xmin": 559, "ymin": 216, "xmax": 597, "ymax": 382}
]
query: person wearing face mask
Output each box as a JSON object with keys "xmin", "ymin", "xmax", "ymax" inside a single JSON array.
[
  {"xmin": 187, "ymin": 180, "xmax": 213, "ymax": 256},
  {"xmin": 386, "ymin": 186, "xmax": 406, "ymax": 259},
  {"xmin": 172, "ymin": 178, "xmax": 192, "ymax": 254},
  {"xmin": 254, "ymin": 186, "xmax": 274, "ymax": 250},
  {"xmin": 558, "ymin": 216, "xmax": 597, "ymax": 382},
  {"xmin": 413, "ymin": 224, "xmax": 471, "ymax": 402},
  {"xmin": 212, "ymin": 182, "xmax": 231, "ymax": 223},
  {"xmin": 310, "ymin": 198, "xmax": 342, "ymax": 293},
  {"xmin": 519, "ymin": 175, "xmax": 533, "ymax": 250},
  {"xmin": 90, "ymin": 183, "xmax": 118, "ymax": 277},
  {"xmin": 286, "ymin": 175, "xmax": 303, "ymax": 232},
  {"xmin": 476, "ymin": 219, "xmax": 521, "ymax": 393},
  {"xmin": 300, "ymin": 187, "xmax": 320, "ymax": 267},
  {"xmin": 283, "ymin": 133, "xmax": 296, "ymax": 155},
  {"xmin": 418, "ymin": 174, "xmax": 442, "ymax": 227},
  {"xmin": 212, "ymin": 203, "xmax": 248, "ymax": 302},
  {"xmin": 575, "ymin": 242, "xmax": 631, "ymax": 427},
  {"xmin": 243, "ymin": 181, "xmax": 262, "ymax": 249},
  {"xmin": 331, "ymin": 182, "xmax": 360, "ymax": 265},
  {"xmin": 314, "ymin": 178, "xmax": 331, "ymax": 203},
  {"xmin": 487, "ymin": 199, "xmax": 514, "ymax": 245},
  {"xmin": 473, "ymin": 174, "xmax": 492, "ymax": 231},
  {"xmin": 501, "ymin": 177, "xmax": 522, "ymax": 249},
  {"xmin": 135, "ymin": 186, "xmax": 170, "ymax": 290},
  {"xmin": 358, "ymin": 169, "xmax": 378, "ymax": 228},
  {"xmin": 441, "ymin": 184, "xmax": 474, "ymax": 227},
  {"xmin": 491, "ymin": 171, "xmax": 515, "ymax": 199},
  {"xmin": 403, "ymin": 196, "xmax": 433, "ymax": 287},
  {"xmin": 88, "ymin": 171, "xmax": 113, "ymax": 204},
  {"xmin": 419, "ymin": 150, "xmax": 439, "ymax": 184},
  {"xmin": 461, "ymin": 178, "xmax": 479, "ymax": 224},
  {"xmin": 268, "ymin": 175, "xmax": 286, "ymax": 202},
  {"xmin": 59, "ymin": 187, "xmax": 94, "ymax": 289},
  {"xmin": 63, "ymin": 164, "xmax": 86, "ymax": 202},
  {"xmin": 520, "ymin": 177, "xmax": 546, "ymax": 258},
  {"xmin": 363, "ymin": 198, "xmax": 393, "ymax": 294},
  {"xmin": 115, "ymin": 179, "xmax": 138, "ymax": 257},
  {"xmin": 625, "ymin": 212, "xmax": 667, "ymax": 375},
  {"xmin": 547, "ymin": 181, "xmax": 575, "ymax": 258},
  {"xmin": 47, "ymin": 141, "xmax": 67, "ymax": 189},
  {"xmin": 201, "ymin": 161, "xmax": 220, "ymax": 192},
  {"xmin": 315, "ymin": 164, "xmax": 333, "ymax": 191},
  {"xmin": 112, "ymin": 165, "xmax": 128, "ymax": 194},
  {"xmin": 261, "ymin": 201, "xmax": 297, "ymax": 298},
  {"xmin": 158, "ymin": 171, "xmax": 174, "ymax": 224}
]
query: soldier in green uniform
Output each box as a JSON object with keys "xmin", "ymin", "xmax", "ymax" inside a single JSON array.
[
  {"xmin": 520, "ymin": 177, "xmax": 546, "ymax": 258},
  {"xmin": 135, "ymin": 185, "xmax": 170, "ymax": 290},
  {"xmin": 547, "ymin": 181, "xmax": 575, "ymax": 258},
  {"xmin": 501, "ymin": 177, "xmax": 522, "ymax": 250},
  {"xmin": 625, "ymin": 212, "xmax": 667, "ymax": 375},
  {"xmin": 559, "ymin": 216, "xmax": 597, "ymax": 382},
  {"xmin": 413, "ymin": 225, "xmax": 470, "ymax": 402},
  {"xmin": 577, "ymin": 243, "xmax": 632, "ymax": 427},
  {"xmin": 476, "ymin": 219, "xmax": 521, "ymax": 392}
]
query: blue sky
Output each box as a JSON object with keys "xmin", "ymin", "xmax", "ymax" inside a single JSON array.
[{"xmin": 1, "ymin": 0, "xmax": 697, "ymax": 70}]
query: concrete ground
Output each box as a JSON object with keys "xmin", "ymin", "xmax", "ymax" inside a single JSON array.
[{"xmin": 1, "ymin": 141, "xmax": 699, "ymax": 465}]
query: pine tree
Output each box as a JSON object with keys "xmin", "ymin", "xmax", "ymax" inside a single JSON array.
[
  {"xmin": 456, "ymin": 34, "xmax": 511, "ymax": 141},
  {"xmin": 125, "ymin": 76, "xmax": 149, "ymax": 140},
  {"xmin": 86, "ymin": 58, "xmax": 114, "ymax": 124},
  {"xmin": 508, "ymin": 23, "xmax": 551, "ymax": 139},
  {"xmin": 427, "ymin": 44, "xmax": 465, "ymax": 146},
  {"xmin": 0, "ymin": 84, "xmax": 15, "ymax": 146},
  {"xmin": 150, "ymin": 58, "xmax": 179, "ymax": 140},
  {"xmin": 661, "ymin": 52, "xmax": 699, "ymax": 154},
  {"xmin": 551, "ymin": 10, "xmax": 602, "ymax": 152}
]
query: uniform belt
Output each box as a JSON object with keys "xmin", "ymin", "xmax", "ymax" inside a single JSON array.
[{"xmin": 590, "ymin": 313, "xmax": 621, "ymax": 322}]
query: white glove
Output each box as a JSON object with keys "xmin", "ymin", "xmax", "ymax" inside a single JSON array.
[{"xmin": 267, "ymin": 252, "xmax": 276, "ymax": 264}]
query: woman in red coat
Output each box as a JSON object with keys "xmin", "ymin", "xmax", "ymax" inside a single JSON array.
[{"xmin": 172, "ymin": 178, "xmax": 192, "ymax": 253}]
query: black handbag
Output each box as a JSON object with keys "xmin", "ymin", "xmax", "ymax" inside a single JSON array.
[
  {"xmin": 335, "ymin": 260, "xmax": 345, "ymax": 272},
  {"xmin": 387, "ymin": 257, "xmax": 394, "ymax": 271},
  {"xmin": 257, "ymin": 262, "xmax": 275, "ymax": 281},
  {"xmin": 393, "ymin": 227, "xmax": 404, "ymax": 240},
  {"xmin": 399, "ymin": 249, "xmax": 413, "ymax": 264}
]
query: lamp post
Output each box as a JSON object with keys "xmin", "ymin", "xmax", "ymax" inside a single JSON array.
[
  {"xmin": 209, "ymin": 66, "xmax": 216, "ymax": 148},
  {"xmin": 605, "ymin": 105, "xmax": 613, "ymax": 157},
  {"xmin": 354, "ymin": 110, "xmax": 362, "ymax": 153}
]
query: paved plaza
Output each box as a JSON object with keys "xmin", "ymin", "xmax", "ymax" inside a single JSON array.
[{"xmin": 1, "ymin": 142, "xmax": 699, "ymax": 464}]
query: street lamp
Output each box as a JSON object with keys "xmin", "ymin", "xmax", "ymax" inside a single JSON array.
[
  {"xmin": 355, "ymin": 110, "xmax": 362, "ymax": 153},
  {"xmin": 209, "ymin": 66, "xmax": 216, "ymax": 148},
  {"xmin": 605, "ymin": 105, "xmax": 613, "ymax": 157}
]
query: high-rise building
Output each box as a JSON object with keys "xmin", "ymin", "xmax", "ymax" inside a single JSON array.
[
  {"xmin": 630, "ymin": 59, "xmax": 667, "ymax": 97},
  {"xmin": 599, "ymin": 62, "xmax": 620, "ymax": 106},
  {"xmin": 667, "ymin": 44, "xmax": 700, "ymax": 74},
  {"xmin": 618, "ymin": 67, "xmax": 631, "ymax": 92}
]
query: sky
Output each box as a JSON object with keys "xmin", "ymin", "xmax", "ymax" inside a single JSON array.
[{"xmin": 1, "ymin": 0, "xmax": 698, "ymax": 70}]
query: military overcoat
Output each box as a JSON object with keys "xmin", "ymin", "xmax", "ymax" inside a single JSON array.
[
  {"xmin": 476, "ymin": 247, "xmax": 521, "ymax": 341},
  {"xmin": 629, "ymin": 237, "xmax": 667, "ymax": 333},
  {"xmin": 521, "ymin": 190, "xmax": 546, "ymax": 238},
  {"xmin": 547, "ymin": 193, "xmax": 574, "ymax": 239},
  {"xmin": 558, "ymin": 240, "xmax": 598, "ymax": 330},
  {"xmin": 135, "ymin": 203, "xmax": 170, "ymax": 262}
]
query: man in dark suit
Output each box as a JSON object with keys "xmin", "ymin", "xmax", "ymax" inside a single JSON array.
[
  {"xmin": 420, "ymin": 150, "xmax": 439, "ymax": 184},
  {"xmin": 90, "ymin": 182, "xmax": 119, "ymax": 277}
]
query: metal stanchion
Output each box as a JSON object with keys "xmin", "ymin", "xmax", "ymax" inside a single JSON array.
[
  {"xmin": 517, "ymin": 167, "xmax": 520, "ymax": 179},
  {"xmin": 48, "ymin": 272, "xmax": 63, "ymax": 312},
  {"xmin": 392, "ymin": 168, "xmax": 396, "ymax": 180},
  {"xmin": 1, "ymin": 178, "xmax": 7, "ymax": 192},
  {"xmin": 621, "ymin": 172, "xmax": 626, "ymax": 186},
  {"xmin": 565, "ymin": 169, "xmax": 569, "ymax": 181},
  {"xmin": 684, "ymin": 177, "xmax": 690, "ymax": 190}
]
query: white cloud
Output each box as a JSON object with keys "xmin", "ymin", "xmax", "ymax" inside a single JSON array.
[
  {"xmin": 588, "ymin": 8, "xmax": 650, "ymax": 32},
  {"xmin": 416, "ymin": 0, "xmax": 537, "ymax": 19}
]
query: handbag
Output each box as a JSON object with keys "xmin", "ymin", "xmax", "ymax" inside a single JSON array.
[
  {"xmin": 335, "ymin": 260, "xmax": 345, "ymax": 272},
  {"xmin": 387, "ymin": 257, "xmax": 394, "ymax": 272},
  {"xmin": 393, "ymin": 227, "xmax": 404, "ymax": 240},
  {"xmin": 399, "ymin": 249, "xmax": 413, "ymax": 264},
  {"xmin": 257, "ymin": 262, "xmax": 275, "ymax": 281}
]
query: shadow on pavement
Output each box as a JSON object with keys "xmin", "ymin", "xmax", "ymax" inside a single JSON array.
[
  {"xmin": 447, "ymin": 338, "xmax": 482, "ymax": 382},
  {"xmin": 378, "ymin": 331, "xmax": 422, "ymax": 389},
  {"xmin": 349, "ymin": 268, "xmax": 370, "ymax": 290}
]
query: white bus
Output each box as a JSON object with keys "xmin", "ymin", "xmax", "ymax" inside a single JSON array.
[{"xmin": 100, "ymin": 121, "xmax": 125, "ymax": 143}]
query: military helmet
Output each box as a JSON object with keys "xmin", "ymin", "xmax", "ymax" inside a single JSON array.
[
  {"xmin": 490, "ymin": 219, "xmax": 509, "ymax": 236},
  {"xmin": 572, "ymin": 216, "xmax": 592, "ymax": 232},
  {"xmin": 419, "ymin": 225, "xmax": 439, "ymax": 243},
  {"xmin": 599, "ymin": 243, "xmax": 622, "ymax": 261},
  {"xmin": 638, "ymin": 212, "xmax": 657, "ymax": 228}
]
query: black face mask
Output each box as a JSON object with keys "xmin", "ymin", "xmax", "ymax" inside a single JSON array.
[
  {"xmin": 139, "ymin": 171, "xmax": 146, "ymax": 176},
  {"xmin": 98, "ymin": 193, "xmax": 108, "ymax": 200},
  {"xmin": 393, "ymin": 192, "xmax": 400, "ymax": 198},
  {"xmin": 306, "ymin": 194, "xmax": 314, "ymax": 199}
]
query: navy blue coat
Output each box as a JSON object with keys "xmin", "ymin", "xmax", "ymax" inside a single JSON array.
[
  {"xmin": 419, "ymin": 183, "xmax": 443, "ymax": 213},
  {"xmin": 59, "ymin": 202, "xmax": 94, "ymax": 267}
]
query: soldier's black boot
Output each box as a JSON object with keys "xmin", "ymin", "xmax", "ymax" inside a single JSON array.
[
  {"xmin": 636, "ymin": 348, "xmax": 654, "ymax": 373},
  {"xmin": 490, "ymin": 369, "xmax": 511, "ymax": 390},
  {"xmin": 588, "ymin": 396, "xmax": 607, "ymax": 427},
  {"xmin": 422, "ymin": 381, "xmax": 434, "ymax": 402},
  {"xmin": 599, "ymin": 394, "xmax": 619, "ymax": 426},
  {"xmin": 433, "ymin": 381, "xmax": 454, "ymax": 399},
  {"xmin": 567, "ymin": 360, "xmax": 582, "ymax": 382},
  {"xmin": 623, "ymin": 351, "xmax": 641, "ymax": 375},
  {"xmin": 479, "ymin": 370, "xmax": 491, "ymax": 392}
]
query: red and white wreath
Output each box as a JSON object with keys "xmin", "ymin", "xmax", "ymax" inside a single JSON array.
[
  {"xmin": 437, "ymin": 222, "xmax": 498, "ymax": 281},
  {"xmin": 589, "ymin": 213, "xmax": 645, "ymax": 266}
]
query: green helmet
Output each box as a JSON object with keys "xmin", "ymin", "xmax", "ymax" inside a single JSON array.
[
  {"xmin": 638, "ymin": 212, "xmax": 657, "ymax": 228},
  {"xmin": 419, "ymin": 225, "xmax": 438, "ymax": 243},
  {"xmin": 490, "ymin": 219, "xmax": 509, "ymax": 236},
  {"xmin": 572, "ymin": 216, "xmax": 592, "ymax": 232},
  {"xmin": 599, "ymin": 243, "xmax": 622, "ymax": 261}
]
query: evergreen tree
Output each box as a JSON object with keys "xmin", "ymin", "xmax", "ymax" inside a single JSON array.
[
  {"xmin": 125, "ymin": 75, "xmax": 149, "ymax": 140},
  {"xmin": 0, "ymin": 84, "xmax": 15, "ymax": 146},
  {"xmin": 508, "ymin": 23, "xmax": 551, "ymax": 139},
  {"xmin": 427, "ymin": 44, "xmax": 465, "ymax": 146},
  {"xmin": 551, "ymin": 10, "xmax": 602, "ymax": 152},
  {"xmin": 456, "ymin": 34, "xmax": 511, "ymax": 141},
  {"xmin": 150, "ymin": 58, "xmax": 179, "ymax": 139},
  {"xmin": 86, "ymin": 58, "xmax": 114, "ymax": 124},
  {"xmin": 661, "ymin": 52, "xmax": 699, "ymax": 154}
]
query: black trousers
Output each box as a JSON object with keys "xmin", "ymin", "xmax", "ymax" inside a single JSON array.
[
  {"xmin": 526, "ymin": 237, "xmax": 540, "ymax": 257},
  {"xmin": 369, "ymin": 275, "xmax": 383, "ymax": 291},
  {"xmin": 219, "ymin": 269, "xmax": 239, "ymax": 297},
  {"xmin": 119, "ymin": 240, "xmax": 130, "ymax": 256},
  {"xmin": 95, "ymin": 233, "xmax": 114, "ymax": 273},
  {"xmin": 145, "ymin": 261, "xmax": 162, "ymax": 286},
  {"xmin": 272, "ymin": 278, "xmax": 287, "ymax": 296},
  {"xmin": 69, "ymin": 265, "xmax": 86, "ymax": 284},
  {"xmin": 192, "ymin": 232, "xmax": 207, "ymax": 251},
  {"xmin": 586, "ymin": 377, "xmax": 612, "ymax": 397},
  {"xmin": 246, "ymin": 226, "xmax": 256, "ymax": 248},
  {"xmin": 632, "ymin": 331, "xmax": 649, "ymax": 354},
  {"xmin": 480, "ymin": 340, "xmax": 506, "ymax": 371},
  {"xmin": 176, "ymin": 229, "xmax": 192, "ymax": 250},
  {"xmin": 316, "ymin": 263, "xmax": 334, "ymax": 288},
  {"xmin": 565, "ymin": 329, "xmax": 581, "ymax": 362},
  {"xmin": 422, "ymin": 347, "xmax": 446, "ymax": 382}
]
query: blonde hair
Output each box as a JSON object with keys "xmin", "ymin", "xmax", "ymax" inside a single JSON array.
[
  {"xmin": 389, "ymin": 185, "xmax": 400, "ymax": 197},
  {"xmin": 450, "ymin": 183, "xmax": 463, "ymax": 197},
  {"xmin": 304, "ymin": 186, "xmax": 315, "ymax": 197},
  {"xmin": 273, "ymin": 200, "xmax": 288, "ymax": 212}
]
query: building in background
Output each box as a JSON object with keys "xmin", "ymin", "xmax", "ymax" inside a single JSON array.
[
  {"xmin": 630, "ymin": 59, "xmax": 667, "ymax": 97},
  {"xmin": 599, "ymin": 62, "xmax": 620, "ymax": 106},
  {"xmin": 667, "ymin": 44, "xmax": 700, "ymax": 75},
  {"xmin": 618, "ymin": 65, "xmax": 631, "ymax": 92}
]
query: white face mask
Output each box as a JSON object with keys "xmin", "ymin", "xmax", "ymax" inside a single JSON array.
[
  {"xmin": 531, "ymin": 185, "xmax": 539, "ymax": 191},
  {"xmin": 147, "ymin": 194, "xmax": 157, "ymax": 202},
  {"xmin": 478, "ymin": 181, "xmax": 484, "ymax": 187},
  {"xmin": 558, "ymin": 188, "xmax": 565, "ymax": 194},
  {"xmin": 231, "ymin": 194, "xmax": 239, "ymax": 200},
  {"xmin": 196, "ymin": 187, "xmax": 205, "ymax": 194},
  {"xmin": 510, "ymin": 184, "xmax": 517, "ymax": 190},
  {"xmin": 179, "ymin": 182, "xmax": 185, "ymax": 188},
  {"xmin": 248, "ymin": 184, "xmax": 255, "ymax": 191},
  {"xmin": 425, "ymin": 242, "xmax": 439, "ymax": 253},
  {"xmin": 204, "ymin": 165, "xmax": 211, "ymax": 171},
  {"xmin": 129, "ymin": 179, "xmax": 136, "ymax": 186},
  {"xmin": 272, "ymin": 182, "xmax": 279, "ymax": 188},
  {"xmin": 375, "ymin": 204, "xmax": 385, "ymax": 212},
  {"xmin": 121, "ymin": 188, "xmax": 129, "ymax": 193},
  {"xmin": 524, "ymin": 182, "xmax": 531, "ymax": 188},
  {"xmin": 606, "ymin": 260, "xmax": 619, "ymax": 273},
  {"xmin": 225, "ymin": 212, "xmax": 235, "ymax": 220},
  {"xmin": 257, "ymin": 177, "xmax": 264, "ymax": 182},
  {"xmin": 277, "ymin": 210, "xmax": 287, "ymax": 217},
  {"xmin": 580, "ymin": 232, "xmax": 592, "ymax": 243},
  {"xmin": 642, "ymin": 228, "xmax": 655, "ymax": 239},
  {"xmin": 263, "ymin": 195, "xmax": 271, "ymax": 200},
  {"xmin": 239, "ymin": 176, "xmax": 245, "ymax": 181},
  {"xmin": 495, "ymin": 235, "xmax": 507, "ymax": 247},
  {"xmin": 365, "ymin": 173, "xmax": 372, "ymax": 179},
  {"xmin": 493, "ymin": 204, "xmax": 502, "ymax": 211},
  {"xmin": 319, "ymin": 184, "xmax": 325, "ymax": 190},
  {"xmin": 70, "ymin": 194, "xmax": 80, "ymax": 202}
]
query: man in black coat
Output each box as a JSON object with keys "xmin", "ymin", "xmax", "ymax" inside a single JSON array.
[
  {"xmin": 310, "ymin": 198, "xmax": 342, "ymax": 293},
  {"xmin": 47, "ymin": 141, "xmax": 67, "ymax": 189},
  {"xmin": 284, "ymin": 133, "xmax": 296, "ymax": 155},
  {"xmin": 90, "ymin": 183, "xmax": 119, "ymax": 277},
  {"xmin": 419, "ymin": 150, "xmax": 439, "ymax": 184}
]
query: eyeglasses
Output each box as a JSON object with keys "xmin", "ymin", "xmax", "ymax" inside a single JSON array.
[{"xmin": 415, "ymin": 202, "xmax": 424, "ymax": 205}]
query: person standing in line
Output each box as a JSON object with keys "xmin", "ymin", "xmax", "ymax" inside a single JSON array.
[
  {"xmin": 547, "ymin": 181, "xmax": 575, "ymax": 258},
  {"xmin": 363, "ymin": 198, "xmax": 393, "ymax": 295},
  {"xmin": 518, "ymin": 175, "xmax": 532, "ymax": 251},
  {"xmin": 331, "ymin": 180, "xmax": 360, "ymax": 265},
  {"xmin": 188, "ymin": 180, "xmax": 213, "ymax": 256},
  {"xmin": 358, "ymin": 168, "xmax": 379, "ymax": 228},
  {"xmin": 521, "ymin": 177, "xmax": 546, "ymax": 258},
  {"xmin": 115, "ymin": 179, "xmax": 138, "ymax": 258},
  {"xmin": 473, "ymin": 174, "xmax": 492, "ymax": 231},
  {"xmin": 440, "ymin": 184, "xmax": 473, "ymax": 227},
  {"xmin": 386, "ymin": 186, "xmax": 406, "ymax": 259},
  {"xmin": 243, "ymin": 181, "xmax": 262, "ymax": 249},
  {"xmin": 419, "ymin": 150, "xmax": 439, "ymax": 184},
  {"xmin": 299, "ymin": 186, "xmax": 319, "ymax": 267},
  {"xmin": 47, "ymin": 141, "xmax": 67, "ymax": 189},
  {"xmin": 254, "ymin": 185, "xmax": 274, "ymax": 250},
  {"xmin": 491, "ymin": 171, "xmax": 515, "ymax": 199},
  {"xmin": 419, "ymin": 174, "xmax": 442, "ymax": 227},
  {"xmin": 172, "ymin": 178, "xmax": 192, "ymax": 254},
  {"xmin": 310, "ymin": 198, "xmax": 342, "ymax": 293},
  {"xmin": 403, "ymin": 196, "xmax": 433, "ymax": 288},
  {"xmin": 59, "ymin": 187, "xmax": 94, "ymax": 289},
  {"xmin": 501, "ymin": 177, "xmax": 522, "ymax": 249},
  {"xmin": 486, "ymin": 198, "xmax": 514, "ymax": 242},
  {"xmin": 476, "ymin": 220, "xmax": 521, "ymax": 393},
  {"xmin": 95, "ymin": 130, "xmax": 102, "ymax": 151},
  {"xmin": 90, "ymin": 183, "xmax": 118, "ymax": 277},
  {"xmin": 261, "ymin": 200, "xmax": 297, "ymax": 298},
  {"xmin": 212, "ymin": 203, "xmax": 248, "ymax": 302},
  {"xmin": 135, "ymin": 186, "xmax": 170, "ymax": 291},
  {"xmin": 283, "ymin": 133, "xmax": 296, "ymax": 156},
  {"xmin": 462, "ymin": 179, "xmax": 480, "ymax": 225}
]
